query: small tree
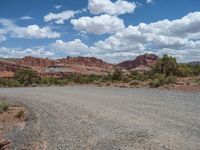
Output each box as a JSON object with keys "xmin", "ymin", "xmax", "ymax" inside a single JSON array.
[
  {"xmin": 112, "ymin": 68, "xmax": 123, "ymax": 81},
  {"xmin": 191, "ymin": 64, "xmax": 200, "ymax": 76},
  {"xmin": 177, "ymin": 64, "xmax": 193, "ymax": 77},
  {"xmin": 152, "ymin": 54, "xmax": 178, "ymax": 76},
  {"xmin": 15, "ymin": 69, "xmax": 41, "ymax": 86}
]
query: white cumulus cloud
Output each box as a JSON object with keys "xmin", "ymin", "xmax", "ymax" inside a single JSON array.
[
  {"xmin": 0, "ymin": 19, "xmax": 60, "ymax": 40},
  {"xmin": 88, "ymin": 0, "xmax": 136, "ymax": 15},
  {"xmin": 0, "ymin": 47, "xmax": 55, "ymax": 58},
  {"xmin": 146, "ymin": 0, "xmax": 154, "ymax": 4},
  {"xmin": 51, "ymin": 39, "xmax": 92, "ymax": 55},
  {"xmin": 71, "ymin": 14, "xmax": 125, "ymax": 35},
  {"xmin": 44, "ymin": 10, "xmax": 78, "ymax": 24},
  {"xmin": 54, "ymin": 5, "xmax": 62, "ymax": 10},
  {"xmin": 0, "ymin": 35, "xmax": 6, "ymax": 42},
  {"xmin": 89, "ymin": 12, "xmax": 200, "ymax": 62},
  {"xmin": 20, "ymin": 16, "xmax": 33, "ymax": 20},
  {"xmin": 1, "ymin": 12, "xmax": 200, "ymax": 63}
]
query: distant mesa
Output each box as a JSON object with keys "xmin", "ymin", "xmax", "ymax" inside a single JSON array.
[
  {"xmin": 1, "ymin": 54, "xmax": 160, "ymax": 78},
  {"xmin": 187, "ymin": 61, "xmax": 200, "ymax": 66},
  {"xmin": 0, "ymin": 56, "xmax": 114, "ymax": 78}
]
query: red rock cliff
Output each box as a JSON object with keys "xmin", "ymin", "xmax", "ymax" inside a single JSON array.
[
  {"xmin": 18, "ymin": 56, "xmax": 55, "ymax": 67},
  {"xmin": 117, "ymin": 54, "xmax": 159, "ymax": 70},
  {"xmin": 58, "ymin": 57, "xmax": 113, "ymax": 69}
]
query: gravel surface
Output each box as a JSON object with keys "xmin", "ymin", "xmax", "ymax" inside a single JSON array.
[{"xmin": 0, "ymin": 86, "xmax": 200, "ymax": 150}]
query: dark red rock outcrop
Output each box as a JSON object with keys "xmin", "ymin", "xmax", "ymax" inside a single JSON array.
[
  {"xmin": 0, "ymin": 60, "xmax": 19, "ymax": 72},
  {"xmin": 0, "ymin": 54, "xmax": 158, "ymax": 78},
  {"xmin": 18, "ymin": 56, "xmax": 55, "ymax": 67},
  {"xmin": 0, "ymin": 56, "xmax": 114, "ymax": 77},
  {"xmin": 58, "ymin": 57, "xmax": 113, "ymax": 70},
  {"xmin": 117, "ymin": 54, "xmax": 159, "ymax": 70},
  {"xmin": 0, "ymin": 59, "xmax": 29, "ymax": 77}
]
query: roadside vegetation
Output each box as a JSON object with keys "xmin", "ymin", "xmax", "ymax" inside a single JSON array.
[
  {"xmin": 15, "ymin": 109, "xmax": 25, "ymax": 118},
  {"xmin": 0, "ymin": 98, "xmax": 9, "ymax": 114},
  {"xmin": 102, "ymin": 54, "xmax": 200, "ymax": 88},
  {"xmin": 0, "ymin": 98, "xmax": 27, "ymax": 149},
  {"xmin": 0, "ymin": 54, "xmax": 199, "ymax": 88}
]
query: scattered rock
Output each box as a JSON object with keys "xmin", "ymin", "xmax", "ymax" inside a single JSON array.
[{"xmin": 0, "ymin": 139, "xmax": 11, "ymax": 150}]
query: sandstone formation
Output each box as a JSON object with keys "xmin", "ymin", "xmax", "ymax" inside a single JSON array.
[
  {"xmin": 0, "ymin": 59, "xmax": 28, "ymax": 77},
  {"xmin": 0, "ymin": 54, "xmax": 159, "ymax": 78},
  {"xmin": 0, "ymin": 56, "xmax": 114, "ymax": 77},
  {"xmin": 117, "ymin": 54, "xmax": 159, "ymax": 70}
]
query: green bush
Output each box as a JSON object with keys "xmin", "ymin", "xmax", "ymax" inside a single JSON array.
[
  {"xmin": 130, "ymin": 80, "xmax": 140, "ymax": 86},
  {"xmin": 190, "ymin": 64, "xmax": 200, "ymax": 76},
  {"xmin": 150, "ymin": 75, "xmax": 176, "ymax": 88},
  {"xmin": 41, "ymin": 77, "xmax": 59, "ymax": 85},
  {"xmin": 15, "ymin": 109, "xmax": 25, "ymax": 118},
  {"xmin": 5, "ymin": 79, "xmax": 20, "ymax": 87},
  {"xmin": 112, "ymin": 69, "xmax": 123, "ymax": 81},
  {"xmin": 100, "ymin": 74, "xmax": 113, "ymax": 83},
  {"xmin": 15, "ymin": 69, "xmax": 41, "ymax": 86},
  {"xmin": 177, "ymin": 64, "xmax": 193, "ymax": 77},
  {"xmin": 0, "ymin": 78, "xmax": 20, "ymax": 87},
  {"xmin": 193, "ymin": 78, "xmax": 200, "ymax": 85},
  {"xmin": 152, "ymin": 54, "xmax": 178, "ymax": 76},
  {"xmin": 0, "ymin": 99, "xmax": 9, "ymax": 113},
  {"xmin": 130, "ymin": 71, "xmax": 151, "ymax": 81},
  {"xmin": 150, "ymin": 78, "xmax": 161, "ymax": 88}
]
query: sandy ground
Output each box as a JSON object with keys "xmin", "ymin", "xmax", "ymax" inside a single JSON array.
[
  {"xmin": 0, "ymin": 104, "xmax": 26, "ymax": 149},
  {"xmin": 0, "ymin": 86, "xmax": 200, "ymax": 150}
]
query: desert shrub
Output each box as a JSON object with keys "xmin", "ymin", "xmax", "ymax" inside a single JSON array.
[
  {"xmin": 0, "ymin": 78, "xmax": 6, "ymax": 87},
  {"xmin": 112, "ymin": 69, "xmax": 123, "ymax": 81},
  {"xmin": 57, "ymin": 79, "xmax": 69, "ymax": 85},
  {"xmin": 152, "ymin": 54, "xmax": 178, "ymax": 76},
  {"xmin": 0, "ymin": 99, "xmax": 9, "ymax": 113},
  {"xmin": 60, "ymin": 74, "xmax": 102, "ymax": 84},
  {"xmin": 130, "ymin": 80, "xmax": 140, "ymax": 86},
  {"xmin": 149, "ymin": 79, "xmax": 161, "ymax": 88},
  {"xmin": 79, "ymin": 74, "xmax": 102, "ymax": 84},
  {"xmin": 15, "ymin": 69, "xmax": 41, "ymax": 86},
  {"xmin": 130, "ymin": 71, "xmax": 150, "ymax": 81},
  {"xmin": 100, "ymin": 74, "xmax": 113, "ymax": 83},
  {"xmin": 41, "ymin": 77, "xmax": 59, "ymax": 85},
  {"xmin": 5, "ymin": 79, "xmax": 20, "ymax": 87},
  {"xmin": 190, "ymin": 64, "xmax": 200, "ymax": 76},
  {"xmin": 121, "ymin": 74, "xmax": 130, "ymax": 83},
  {"xmin": 66, "ymin": 74, "xmax": 86, "ymax": 84},
  {"xmin": 0, "ymin": 78, "xmax": 20, "ymax": 87},
  {"xmin": 15, "ymin": 109, "xmax": 25, "ymax": 118},
  {"xmin": 177, "ymin": 64, "xmax": 193, "ymax": 77},
  {"xmin": 150, "ymin": 75, "xmax": 176, "ymax": 88},
  {"xmin": 193, "ymin": 78, "xmax": 200, "ymax": 85}
]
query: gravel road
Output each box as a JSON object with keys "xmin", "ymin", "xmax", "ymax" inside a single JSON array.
[{"xmin": 0, "ymin": 86, "xmax": 200, "ymax": 150}]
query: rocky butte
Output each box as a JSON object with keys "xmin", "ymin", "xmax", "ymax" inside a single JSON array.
[
  {"xmin": 0, "ymin": 56, "xmax": 115, "ymax": 77},
  {"xmin": 0, "ymin": 54, "xmax": 159, "ymax": 78},
  {"xmin": 117, "ymin": 54, "xmax": 159, "ymax": 71}
]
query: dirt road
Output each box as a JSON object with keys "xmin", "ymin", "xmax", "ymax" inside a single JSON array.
[{"xmin": 0, "ymin": 86, "xmax": 200, "ymax": 150}]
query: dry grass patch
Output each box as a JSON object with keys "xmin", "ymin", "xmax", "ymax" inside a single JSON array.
[{"xmin": 0, "ymin": 98, "xmax": 9, "ymax": 114}]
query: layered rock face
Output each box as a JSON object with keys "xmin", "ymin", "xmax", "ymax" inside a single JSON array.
[
  {"xmin": 0, "ymin": 60, "xmax": 20, "ymax": 72},
  {"xmin": 0, "ymin": 56, "xmax": 114, "ymax": 77},
  {"xmin": 0, "ymin": 54, "xmax": 159, "ymax": 78},
  {"xmin": 59, "ymin": 57, "xmax": 113, "ymax": 70},
  {"xmin": 0, "ymin": 59, "xmax": 28, "ymax": 77},
  {"xmin": 18, "ymin": 56, "xmax": 55, "ymax": 67},
  {"xmin": 117, "ymin": 54, "xmax": 159, "ymax": 70}
]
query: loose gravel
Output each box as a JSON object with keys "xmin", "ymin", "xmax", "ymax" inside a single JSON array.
[{"xmin": 0, "ymin": 86, "xmax": 200, "ymax": 150}]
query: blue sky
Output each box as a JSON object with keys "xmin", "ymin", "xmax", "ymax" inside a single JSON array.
[{"xmin": 0, "ymin": 0, "xmax": 200, "ymax": 63}]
